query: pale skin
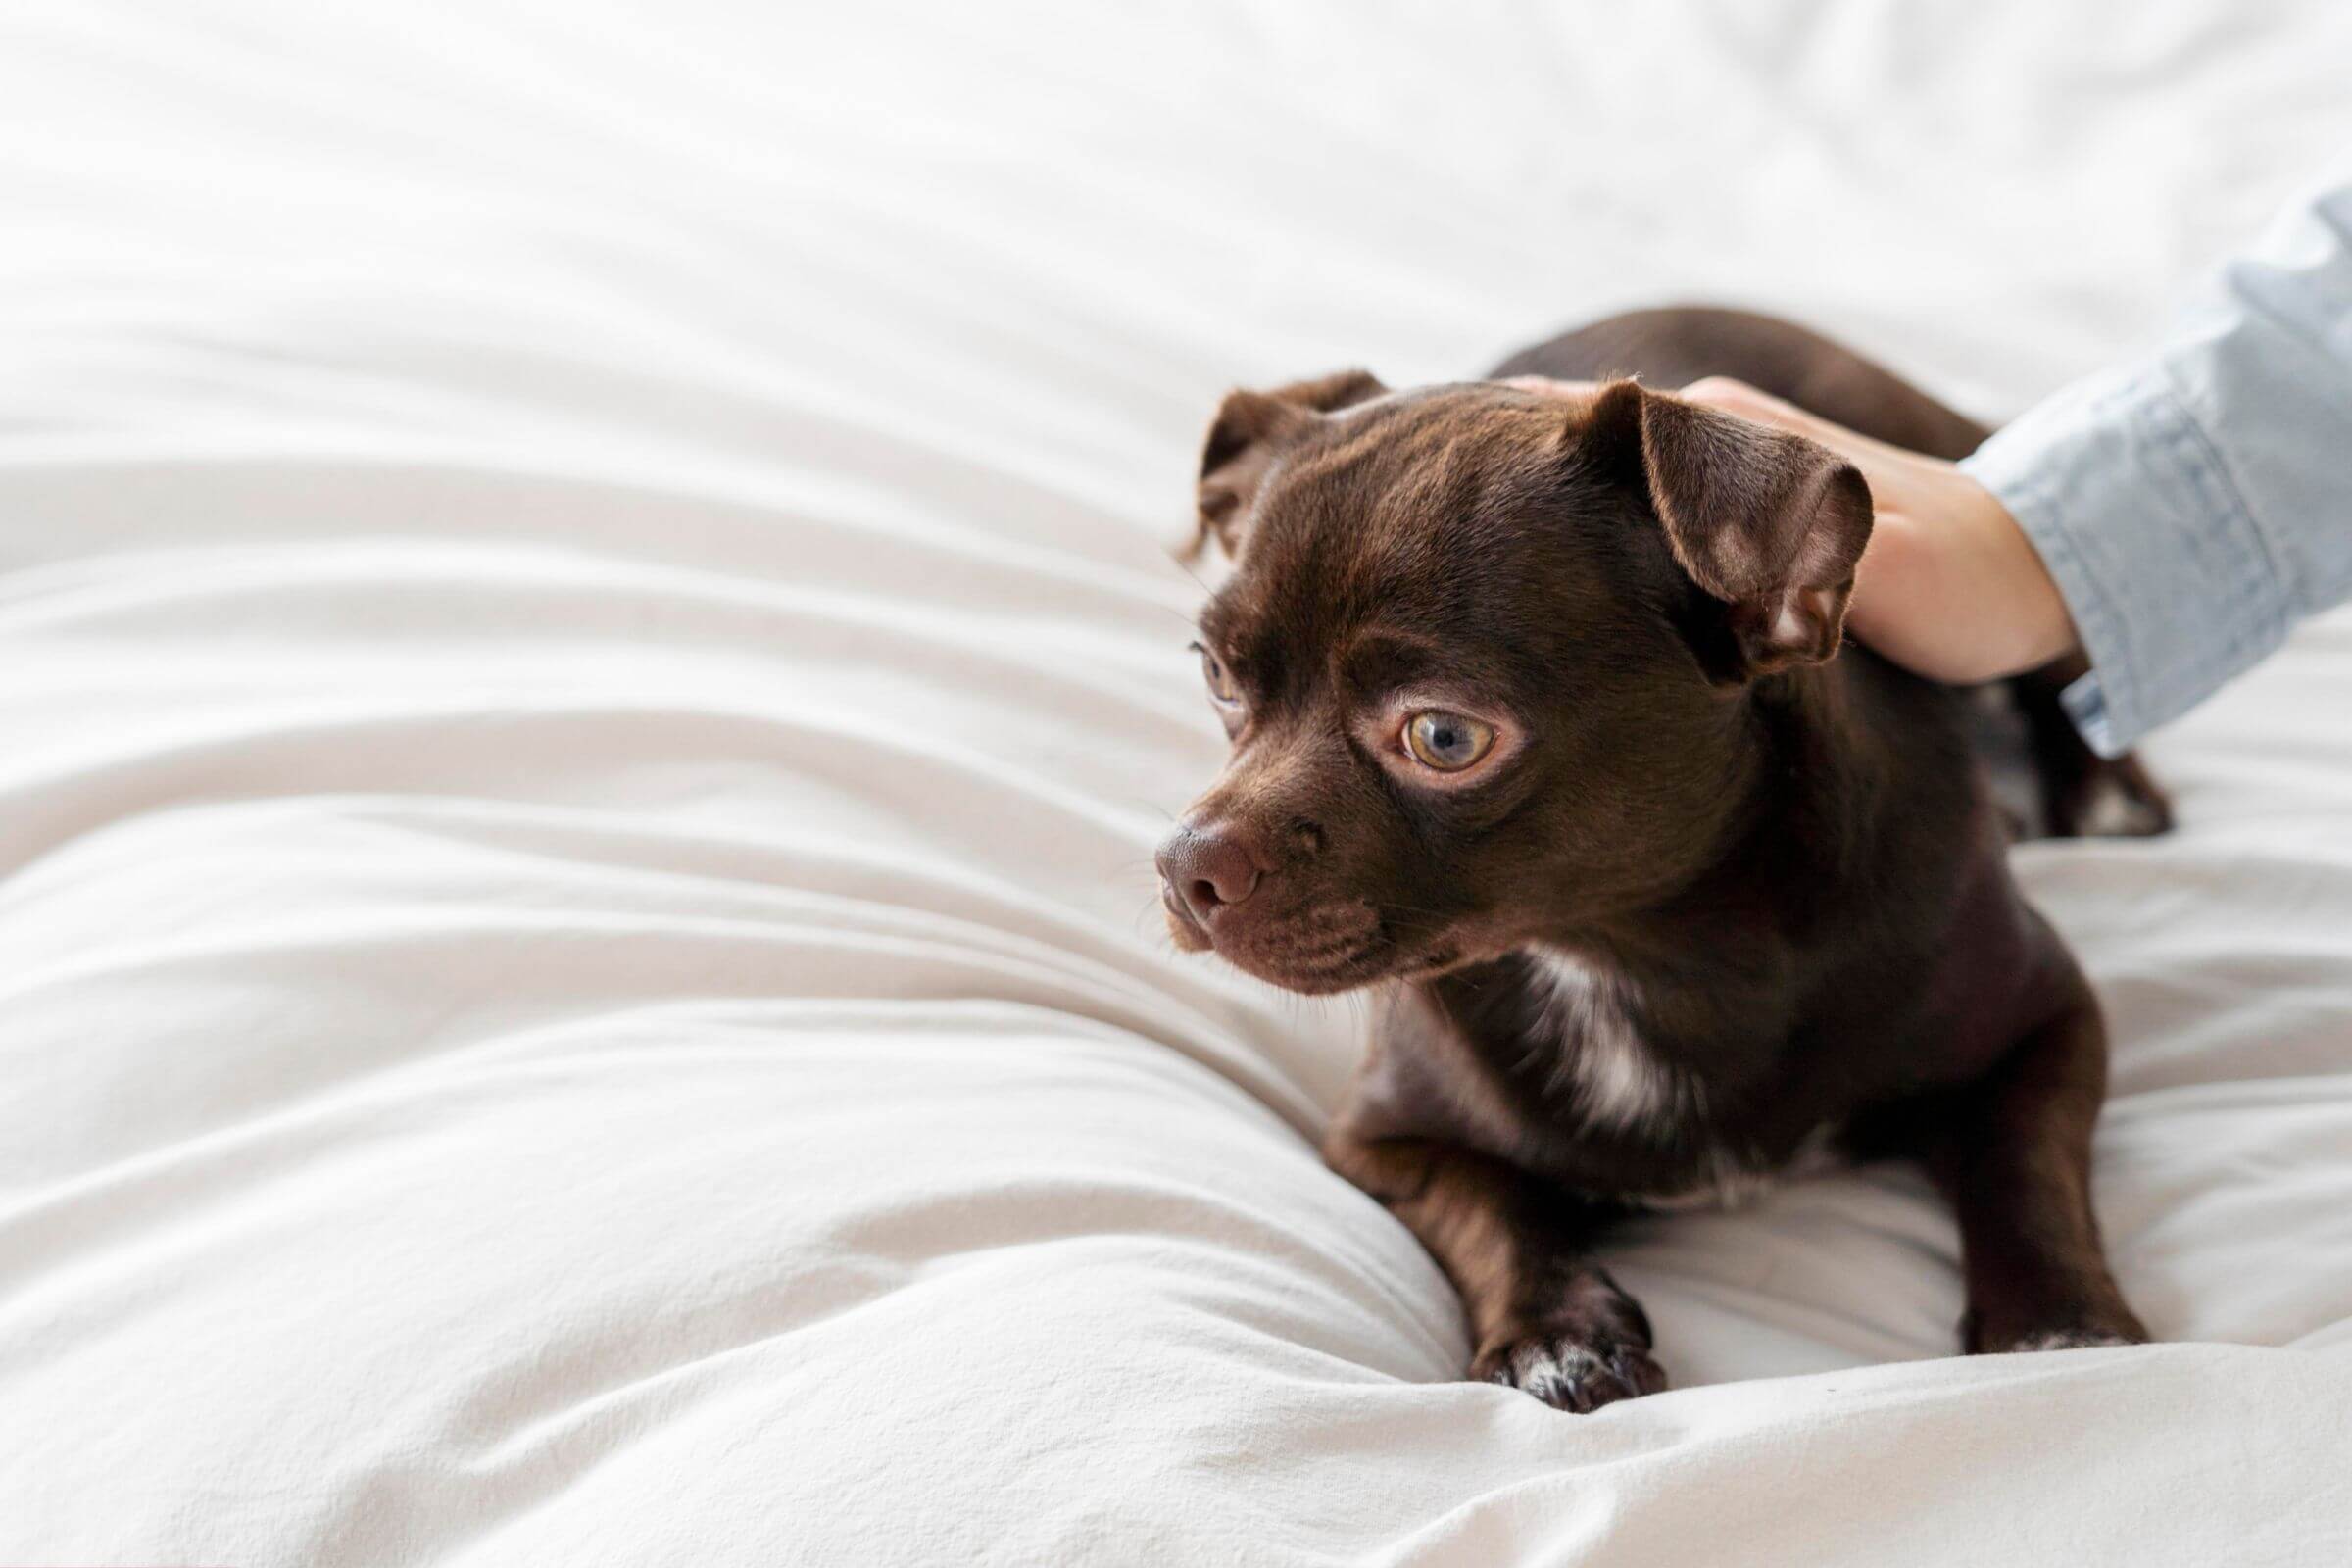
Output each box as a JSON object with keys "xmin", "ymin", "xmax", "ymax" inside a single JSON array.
[{"xmin": 1514, "ymin": 375, "xmax": 2081, "ymax": 683}]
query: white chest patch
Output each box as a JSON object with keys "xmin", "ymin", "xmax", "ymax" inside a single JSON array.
[
  {"xmin": 1527, "ymin": 949, "xmax": 1684, "ymax": 1137},
  {"xmin": 1525, "ymin": 949, "xmax": 1846, "ymax": 1211}
]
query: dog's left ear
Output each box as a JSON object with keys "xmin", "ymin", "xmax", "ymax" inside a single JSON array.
[
  {"xmin": 1583, "ymin": 379, "xmax": 1873, "ymax": 681},
  {"xmin": 1191, "ymin": 369, "xmax": 1387, "ymax": 557}
]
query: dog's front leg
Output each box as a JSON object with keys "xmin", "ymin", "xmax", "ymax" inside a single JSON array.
[
  {"xmin": 1931, "ymin": 981, "xmax": 2151, "ymax": 1354},
  {"xmin": 1325, "ymin": 1121, "xmax": 1664, "ymax": 1411}
]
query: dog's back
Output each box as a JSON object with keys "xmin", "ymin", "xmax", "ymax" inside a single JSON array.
[{"xmin": 1490, "ymin": 305, "xmax": 1988, "ymax": 458}]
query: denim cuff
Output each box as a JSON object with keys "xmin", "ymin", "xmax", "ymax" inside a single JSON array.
[{"xmin": 1960, "ymin": 366, "xmax": 2294, "ymax": 758}]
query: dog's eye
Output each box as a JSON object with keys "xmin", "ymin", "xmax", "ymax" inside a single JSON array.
[
  {"xmin": 1402, "ymin": 710, "xmax": 1495, "ymax": 771},
  {"xmin": 1195, "ymin": 644, "xmax": 1242, "ymax": 708}
]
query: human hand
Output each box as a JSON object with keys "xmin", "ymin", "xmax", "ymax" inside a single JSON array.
[{"xmin": 1672, "ymin": 377, "xmax": 2079, "ymax": 683}]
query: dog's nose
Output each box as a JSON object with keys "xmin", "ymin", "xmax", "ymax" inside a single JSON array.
[{"xmin": 1156, "ymin": 825, "xmax": 1262, "ymax": 924}]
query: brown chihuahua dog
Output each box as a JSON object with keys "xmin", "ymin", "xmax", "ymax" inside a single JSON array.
[{"xmin": 1159, "ymin": 308, "xmax": 2166, "ymax": 1412}]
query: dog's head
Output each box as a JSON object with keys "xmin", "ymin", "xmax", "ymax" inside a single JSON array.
[{"xmin": 1155, "ymin": 371, "xmax": 1872, "ymax": 993}]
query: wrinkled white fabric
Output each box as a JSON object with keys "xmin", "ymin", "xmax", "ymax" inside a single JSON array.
[{"xmin": 3, "ymin": 3, "xmax": 2350, "ymax": 1564}]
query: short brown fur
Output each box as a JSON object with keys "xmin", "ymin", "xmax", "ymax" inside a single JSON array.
[{"xmin": 1160, "ymin": 307, "xmax": 2164, "ymax": 1410}]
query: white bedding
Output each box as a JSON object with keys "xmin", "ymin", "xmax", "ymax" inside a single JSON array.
[{"xmin": 5, "ymin": 3, "xmax": 2351, "ymax": 1563}]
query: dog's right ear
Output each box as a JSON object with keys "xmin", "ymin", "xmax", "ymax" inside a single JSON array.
[{"xmin": 1191, "ymin": 369, "xmax": 1387, "ymax": 557}]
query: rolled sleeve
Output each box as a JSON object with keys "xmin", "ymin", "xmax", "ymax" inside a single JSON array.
[
  {"xmin": 1963, "ymin": 367, "xmax": 2297, "ymax": 757},
  {"xmin": 1959, "ymin": 165, "xmax": 2352, "ymax": 757}
]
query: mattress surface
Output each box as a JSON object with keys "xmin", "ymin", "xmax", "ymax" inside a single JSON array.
[{"xmin": 4, "ymin": 4, "xmax": 2350, "ymax": 1563}]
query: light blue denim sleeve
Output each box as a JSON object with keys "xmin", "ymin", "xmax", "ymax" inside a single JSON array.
[{"xmin": 1960, "ymin": 162, "xmax": 2352, "ymax": 757}]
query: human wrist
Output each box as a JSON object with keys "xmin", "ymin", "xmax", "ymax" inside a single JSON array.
[{"xmin": 1974, "ymin": 483, "xmax": 2082, "ymax": 672}]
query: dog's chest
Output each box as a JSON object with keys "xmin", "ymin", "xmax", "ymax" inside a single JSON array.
[
  {"xmin": 1527, "ymin": 951, "xmax": 1685, "ymax": 1137},
  {"xmin": 1524, "ymin": 950, "xmax": 1835, "ymax": 1210}
]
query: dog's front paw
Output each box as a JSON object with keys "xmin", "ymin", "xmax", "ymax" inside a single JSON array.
[
  {"xmin": 1968, "ymin": 1301, "xmax": 2151, "ymax": 1355},
  {"xmin": 1473, "ymin": 1319, "xmax": 1667, "ymax": 1413},
  {"xmin": 1980, "ymin": 1324, "xmax": 2149, "ymax": 1354}
]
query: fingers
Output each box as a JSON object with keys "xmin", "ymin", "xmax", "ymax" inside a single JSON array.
[
  {"xmin": 1679, "ymin": 376, "xmax": 1908, "ymax": 470},
  {"xmin": 1678, "ymin": 375, "xmax": 1811, "ymax": 428},
  {"xmin": 1508, "ymin": 372, "xmax": 1794, "ymax": 422},
  {"xmin": 1500, "ymin": 374, "xmax": 1598, "ymax": 401}
]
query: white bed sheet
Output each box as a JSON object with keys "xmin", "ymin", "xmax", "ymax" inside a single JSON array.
[{"xmin": 3, "ymin": 3, "xmax": 2350, "ymax": 1563}]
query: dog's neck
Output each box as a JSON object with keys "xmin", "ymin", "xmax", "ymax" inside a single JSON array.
[{"xmin": 1587, "ymin": 658, "xmax": 1890, "ymax": 939}]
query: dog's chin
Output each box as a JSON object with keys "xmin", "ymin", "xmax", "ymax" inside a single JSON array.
[
  {"xmin": 1166, "ymin": 904, "xmax": 1466, "ymax": 996},
  {"xmin": 1228, "ymin": 946, "xmax": 1395, "ymax": 995}
]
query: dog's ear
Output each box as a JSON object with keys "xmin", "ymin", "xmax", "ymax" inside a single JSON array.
[
  {"xmin": 1582, "ymin": 379, "xmax": 1873, "ymax": 682},
  {"xmin": 1191, "ymin": 369, "xmax": 1387, "ymax": 557}
]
